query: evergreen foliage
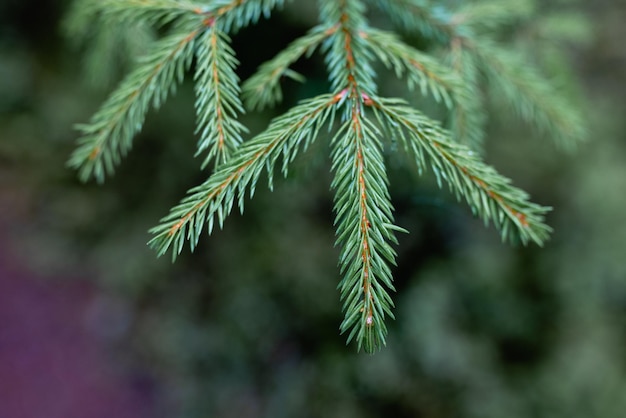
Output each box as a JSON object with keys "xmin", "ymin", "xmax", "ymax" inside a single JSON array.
[{"xmin": 67, "ymin": 0, "xmax": 586, "ymax": 352}]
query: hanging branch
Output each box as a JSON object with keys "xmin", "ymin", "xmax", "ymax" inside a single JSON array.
[
  {"xmin": 194, "ymin": 26, "xmax": 246, "ymax": 167},
  {"xmin": 369, "ymin": 96, "xmax": 551, "ymax": 245},
  {"xmin": 318, "ymin": 0, "xmax": 402, "ymax": 351},
  {"xmin": 360, "ymin": 27, "xmax": 460, "ymax": 108},
  {"xmin": 68, "ymin": 0, "xmax": 588, "ymax": 352},
  {"xmin": 331, "ymin": 111, "xmax": 403, "ymax": 352}
]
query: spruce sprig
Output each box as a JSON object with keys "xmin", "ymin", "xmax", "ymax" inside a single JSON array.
[
  {"xmin": 68, "ymin": 23, "xmax": 200, "ymax": 182},
  {"xmin": 369, "ymin": 96, "xmax": 551, "ymax": 245},
  {"xmin": 68, "ymin": 0, "xmax": 287, "ymax": 182},
  {"xmin": 194, "ymin": 27, "xmax": 246, "ymax": 167},
  {"xmin": 149, "ymin": 93, "xmax": 339, "ymax": 257},
  {"xmin": 361, "ymin": 28, "xmax": 459, "ymax": 108},
  {"xmin": 69, "ymin": 0, "xmax": 587, "ymax": 352},
  {"xmin": 331, "ymin": 106, "xmax": 402, "ymax": 352}
]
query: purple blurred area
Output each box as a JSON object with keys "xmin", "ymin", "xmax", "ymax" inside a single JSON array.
[
  {"xmin": 0, "ymin": 245, "xmax": 157, "ymax": 418},
  {"xmin": 0, "ymin": 0, "xmax": 163, "ymax": 413}
]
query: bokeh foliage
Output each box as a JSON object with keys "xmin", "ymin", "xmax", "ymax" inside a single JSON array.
[{"xmin": 1, "ymin": 0, "xmax": 625, "ymax": 417}]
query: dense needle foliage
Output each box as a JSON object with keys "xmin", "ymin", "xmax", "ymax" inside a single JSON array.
[{"xmin": 67, "ymin": 0, "xmax": 585, "ymax": 352}]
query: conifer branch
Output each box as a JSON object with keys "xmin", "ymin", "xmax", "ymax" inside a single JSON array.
[
  {"xmin": 242, "ymin": 24, "xmax": 336, "ymax": 110},
  {"xmin": 68, "ymin": 23, "xmax": 202, "ymax": 182},
  {"xmin": 321, "ymin": 0, "xmax": 403, "ymax": 352},
  {"xmin": 68, "ymin": 0, "xmax": 587, "ymax": 353},
  {"xmin": 471, "ymin": 40, "xmax": 586, "ymax": 149},
  {"xmin": 320, "ymin": 0, "xmax": 376, "ymax": 94},
  {"xmin": 360, "ymin": 27, "xmax": 460, "ymax": 108},
  {"xmin": 191, "ymin": 0, "xmax": 288, "ymax": 166},
  {"xmin": 194, "ymin": 26, "xmax": 246, "ymax": 167},
  {"xmin": 331, "ymin": 106, "xmax": 401, "ymax": 353},
  {"xmin": 369, "ymin": 96, "xmax": 552, "ymax": 245},
  {"xmin": 149, "ymin": 93, "xmax": 339, "ymax": 259}
]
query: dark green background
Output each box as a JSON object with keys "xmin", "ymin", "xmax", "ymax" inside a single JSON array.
[{"xmin": 1, "ymin": 1, "xmax": 624, "ymax": 417}]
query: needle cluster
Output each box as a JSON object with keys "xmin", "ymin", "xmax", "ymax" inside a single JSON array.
[{"xmin": 68, "ymin": 0, "xmax": 586, "ymax": 352}]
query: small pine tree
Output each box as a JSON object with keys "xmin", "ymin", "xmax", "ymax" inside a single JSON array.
[{"xmin": 65, "ymin": 0, "xmax": 586, "ymax": 353}]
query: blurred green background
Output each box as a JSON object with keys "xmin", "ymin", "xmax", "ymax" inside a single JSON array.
[{"xmin": 0, "ymin": 1, "xmax": 625, "ymax": 417}]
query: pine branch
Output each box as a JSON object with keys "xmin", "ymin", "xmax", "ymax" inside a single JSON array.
[
  {"xmin": 319, "ymin": 0, "xmax": 376, "ymax": 94},
  {"xmin": 360, "ymin": 27, "xmax": 460, "ymax": 108},
  {"xmin": 68, "ymin": 22, "xmax": 202, "ymax": 182},
  {"xmin": 149, "ymin": 93, "xmax": 339, "ymax": 259},
  {"xmin": 321, "ymin": 0, "xmax": 403, "ymax": 353},
  {"xmin": 242, "ymin": 24, "xmax": 335, "ymax": 110},
  {"xmin": 472, "ymin": 39, "xmax": 586, "ymax": 149},
  {"xmin": 190, "ymin": 0, "xmax": 289, "ymax": 166},
  {"xmin": 331, "ymin": 104, "xmax": 403, "ymax": 353},
  {"xmin": 67, "ymin": 0, "xmax": 588, "ymax": 353},
  {"xmin": 194, "ymin": 26, "xmax": 246, "ymax": 167},
  {"xmin": 67, "ymin": 0, "xmax": 288, "ymax": 182},
  {"xmin": 369, "ymin": 96, "xmax": 552, "ymax": 245}
]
